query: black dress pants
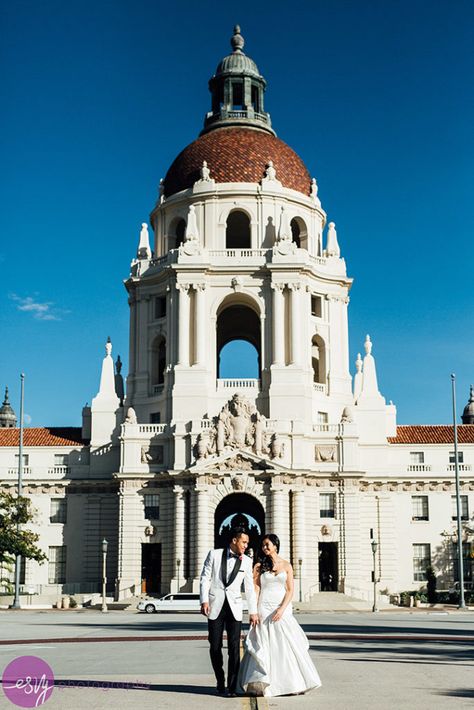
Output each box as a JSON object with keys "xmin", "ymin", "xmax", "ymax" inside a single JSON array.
[{"xmin": 208, "ymin": 597, "xmax": 241, "ymax": 692}]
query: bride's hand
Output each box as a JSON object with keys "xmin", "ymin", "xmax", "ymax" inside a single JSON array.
[{"xmin": 271, "ymin": 607, "xmax": 284, "ymax": 622}]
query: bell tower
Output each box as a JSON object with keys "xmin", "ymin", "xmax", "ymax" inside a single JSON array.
[{"xmin": 124, "ymin": 26, "xmax": 355, "ymax": 472}]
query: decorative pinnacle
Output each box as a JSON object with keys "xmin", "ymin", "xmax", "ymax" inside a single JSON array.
[
  {"xmin": 470, "ymin": 384, "xmax": 474, "ymax": 402},
  {"xmin": 3, "ymin": 386, "xmax": 9, "ymax": 404},
  {"xmin": 231, "ymin": 25, "xmax": 244, "ymax": 53},
  {"xmin": 364, "ymin": 335, "xmax": 373, "ymax": 355}
]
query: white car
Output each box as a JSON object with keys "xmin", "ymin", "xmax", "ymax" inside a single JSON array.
[
  {"xmin": 137, "ymin": 592, "xmax": 249, "ymax": 613},
  {"xmin": 137, "ymin": 593, "xmax": 201, "ymax": 613}
]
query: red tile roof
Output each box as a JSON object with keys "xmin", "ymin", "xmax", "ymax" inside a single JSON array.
[
  {"xmin": 0, "ymin": 428, "xmax": 86, "ymax": 447},
  {"xmin": 164, "ymin": 127, "xmax": 311, "ymax": 198},
  {"xmin": 388, "ymin": 425, "xmax": 474, "ymax": 444}
]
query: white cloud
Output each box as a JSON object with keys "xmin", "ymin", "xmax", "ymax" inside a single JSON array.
[
  {"xmin": 24, "ymin": 414, "xmax": 32, "ymax": 425},
  {"xmin": 9, "ymin": 294, "xmax": 67, "ymax": 321}
]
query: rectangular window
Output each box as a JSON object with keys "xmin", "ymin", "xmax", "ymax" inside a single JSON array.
[
  {"xmin": 311, "ymin": 295, "xmax": 322, "ymax": 318},
  {"xmin": 453, "ymin": 542, "xmax": 473, "ymax": 582},
  {"xmin": 412, "ymin": 495, "xmax": 429, "ymax": 521},
  {"xmin": 154, "ymin": 296, "xmax": 166, "ymax": 319},
  {"xmin": 54, "ymin": 454, "xmax": 69, "ymax": 467},
  {"xmin": 14, "ymin": 454, "xmax": 29, "ymax": 466},
  {"xmin": 320, "ymin": 493, "xmax": 336, "ymax": 518},
  {"xmin": 413, "ymin": 543, "xmax": 430, "ymax": 581},
  {"xmin": 150, "ymin": 412, "xmax": 161, "ymax": 424},
  {"xmin": 317, "ymin": 411, "xmax": 328, "ymax": 424},
  {"xmin": 451, "ymin": 495, "xmax": 469, "ymax": 521},
  {"xmin": 449, "ymin": 451, "xmax": 464, "ymax": 464},
  {"xmin": 48, "ymin": 546, "xmax": 66, "ymax": 584},
  {"xmin": 410, "ymin": 452, "xmax": 424, "ymax": 464},
  {"xmin": 144, "ymin": 494, "xmax": 160, "ymax": 520},
  {"xmin": 50, "ymin": 498, "xmax": 67, "ymax": 524}
]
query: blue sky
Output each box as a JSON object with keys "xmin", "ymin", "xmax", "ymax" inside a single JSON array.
[{"xmin": 1, "ymin": 0, "xmax": 473, "ymax": 427}]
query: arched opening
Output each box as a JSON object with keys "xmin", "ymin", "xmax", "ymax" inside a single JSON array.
[
  {"xmin": 216, "ymin": 303, "xmax": 261, "ymax": 378},
  {"xmin": 214, "ymin": 493, "xmax": 265, "ymax": 560},
  {"xmin": 312, "ymin": 335, "xmax": 326, "ymax": 385},
  {"xmin": 226, "ymin": 211, "xmax": 251, "ymax": 249},
  {"xmin": 290, "ymin": 217, "xmax": 308, "ymax": 250},
  {"xmin": 151, "ymin": 336, "xmax": 166, "ymax": 389},
  {"xmin": 219, "ymin": 340, "xmax": 259, "ymax": 378},
  {"xmin": 168, "ymin": 218, "xmax": 186, "ymax": 250}
]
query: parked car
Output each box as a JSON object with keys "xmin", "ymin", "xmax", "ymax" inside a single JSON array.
[
  {"xmin": 137, "ymin": 593, "xmax": 200, "ymax": 613},
  {"xmin": 137, "ymin": 592, "xmax": 249, "ymax": 613}
]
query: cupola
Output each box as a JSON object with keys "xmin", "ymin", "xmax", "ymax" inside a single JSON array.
[
  {"xmin": 0, "ymin": 386, "xmax": 17, "ymax": 428},
  {"xmin": 202, "ymin": 25, "xmax": 274, "ymax": 135},
  {"xmin": 462, "ymin": 384, "xmax": 474, "ymax": 424}
]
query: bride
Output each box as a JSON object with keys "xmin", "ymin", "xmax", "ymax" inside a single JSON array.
[{"xmin": 238, "ymin": 534, "xmax": 322, "ymax": 697}]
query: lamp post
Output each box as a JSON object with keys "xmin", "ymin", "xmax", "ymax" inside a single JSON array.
[
  {"xmin": 101, "ymin": 539, "xmax": 108, "ymax": 613},
  {"xmin": 176, "ymin": 558, "xmax": 181, "ymax": 592},
  {"xmin": 298, "ymin": 558, "xmax": 303, "ymax": 602},
  {"xmin": 371, "ymin": 539, "xmax": 378, "ymax": 612},
  {"xmin": 12, "ymin": 373, "xmax": 25, "ymax": 610},
  {"xmin": 451, "ymin": 374, "xmax": 466, "ymax": 609}
]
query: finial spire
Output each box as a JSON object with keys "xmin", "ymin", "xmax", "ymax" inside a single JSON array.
[{"xmin": 231, "ymin": 25, "xmax": 244, "ymax": 53}]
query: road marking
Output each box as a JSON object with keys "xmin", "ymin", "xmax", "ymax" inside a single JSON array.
[{"xmin": 0, "ymin": 633, "xmax": 472, "ymax": 646}]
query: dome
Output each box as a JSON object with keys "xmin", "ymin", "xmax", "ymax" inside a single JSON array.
[
  {"xmin": 215, "ymin": 52, "xmax": 260, "ymax": 78},
  {"xmin": 462, "ymin": 385, "xmax": 474, "ymax": 425},
  {"xmin": 163, "ymin": 127, "xmax": 311, "ymax": 198}
]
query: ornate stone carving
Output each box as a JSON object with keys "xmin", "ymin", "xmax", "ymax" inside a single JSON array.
[
  {"xmin": 144, "ymin": 525, "xmax": 156, "ymax": 536},
  {"xmin": 315, "ymin": 445, "xmax": 337, "ymax": 462},
  {"xmin": 321, "ymin": 524, "xmax": 331, "ymax": 536},
  {"xmin": 208, "ymin": 454, "xmax": 262, "ymax": 472},
  {"xmin": 125, "ymin": 407, "xmax": 137, "ymax": 424},
  {"xmin": 141, "ymin": 445, "xmax": 164, "ymax": 464},
  {"xmin": 268, "ymin": 434, "xmax": 285, "ymax": 460},
  {"xmin": 231, "ymin": 474, "xmax": 245, "ymax": 490},
  {"xmin": 340, "ymin": 406, "xmax": 354, "ymax": 424},
  {"xmin": 215, "ymin": 394, "xmax": 264, "ymax": 455},
  {"xmin": 311, "ymin": 177, "xmax": 321, "ymax": 206}
]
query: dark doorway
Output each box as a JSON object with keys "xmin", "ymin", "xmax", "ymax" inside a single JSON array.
[
  {"xmin": 141, "ymin": 543, "xmax": 161, "ymax": 595},
  {"xmin": 318, "ymin": 542, "xmax": 338, "ymax": 591},
  {"xmin": 214, "ymin": 493, "xmax": 265, "ymax": 561}
]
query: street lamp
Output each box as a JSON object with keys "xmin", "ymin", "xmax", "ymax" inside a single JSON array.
[
  {"xmin": 298, "ymin": 558, "xmax": 303, "ymax": 602},
  {"xmin": 101, "ymin": 539, "xmax": 108, "ymax": 613},
  {"xmin": 451, "ymin": 374, "xmax": 466, "ymax": 609},
  {"xmin": 12, "ymin": 373, "xmax": 25, "ymax": 610},
  {"xmin": 371, "ymin": 539, "xmax": 379, "ymax": 612},
  {"xmin": 176, "ymin": 558, "xmax": 181, "ymax": 592}
]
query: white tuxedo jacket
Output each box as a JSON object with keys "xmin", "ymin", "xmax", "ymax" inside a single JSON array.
[{"xmin": 200, "ymin": 548, "xmax": 258, "ymax": 621}]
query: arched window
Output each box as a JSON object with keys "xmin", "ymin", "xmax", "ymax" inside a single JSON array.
[
  {"xmin": 151, "ymin": 336, "xmax": 166, "ymax": 388},
  {"xmin": 216, "ymin": 303, "xmax": 261, "ymax": 377},
  {"xmin": 226, "ymin": 211, "xmax": 251, "ymax": 249},
  {"xmin": 290, "ymin": 217, "xmax": 308, "ymax": 250},
  {"xmin": 312, "ymin": 335, "xmax": 326, "ymax": 385},
  {"xmin": 168, "ymin": 218, "xmax": 186, "ymax": 250}
]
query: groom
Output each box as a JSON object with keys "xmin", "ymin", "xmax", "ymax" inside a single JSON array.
[{"xmin": 200, "ymin": 527, "xmax": 258, "ymax": 696}]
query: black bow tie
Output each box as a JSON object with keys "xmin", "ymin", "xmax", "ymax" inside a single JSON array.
[{"xmin": 229, "ymin": 552, "xmax": 240, "ymax": 559}]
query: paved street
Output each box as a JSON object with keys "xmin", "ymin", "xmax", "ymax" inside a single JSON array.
[{"xmin": 0, "ymin": 610, "xmax": 473, "ymax": 709}]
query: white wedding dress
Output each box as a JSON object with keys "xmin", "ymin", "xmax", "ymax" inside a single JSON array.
[{"xmin": 238, "ymin": 571, "xmax": 322, "ymax": 697}]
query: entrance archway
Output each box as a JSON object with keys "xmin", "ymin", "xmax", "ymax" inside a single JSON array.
[{"xmin": 214, "ymin": 493, "xmax": 265, "ymax": 560}]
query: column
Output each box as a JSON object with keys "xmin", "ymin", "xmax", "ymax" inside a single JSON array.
[
  {"xmin": 177, "ymin": 284, "xmax": 190, "ymax": 366},
  {"xmin": 291, "ymin": 488, "xmax": 306, "ymax": 570},
  {"xmin": 194, "ymin": 284, "xmax": 206, "ymax": 365},
  {"xmin": 173, "ymin": 486, "xmax": 186, "ymax": 591},
  {"xmin": 194, "ymin": 487, "xmax": 211, "ymax": 579},
  {"xmin": 269, "ymin": 486, "xmax": 290, "ymax": 559},
  {"xmin": 289, "ymin": 284, "xmax": 301, "ymax": 365},
  {"xmin": 271, "ymin": 283, "xmax": 284, "ymax": 365}
]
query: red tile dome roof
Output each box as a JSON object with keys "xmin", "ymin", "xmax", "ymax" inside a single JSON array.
[{"xmin": 163, "ymin": 127, "xmax": 311, "ymax": 198}]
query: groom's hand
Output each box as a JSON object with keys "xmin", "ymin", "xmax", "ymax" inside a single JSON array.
[
  {"xmin": 249, "ymin": 613, "xmax": 259, "ymax": 627},
  {"xmin": 201, "ymin": 602, "xmax": 210, "ymax": 616}
]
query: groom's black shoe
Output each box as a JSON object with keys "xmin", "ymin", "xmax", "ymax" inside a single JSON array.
[
  {"xmin": 216, "ymin": 683, "xmax": 226, "ymax": 695},
  {"xmin": 226, "ymin": 689, "xmax": 237, "ymax": 698}
]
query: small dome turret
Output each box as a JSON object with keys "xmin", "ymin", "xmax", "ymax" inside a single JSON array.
[
  {"xmin": 0, "ymin": 386, "xmax": 17, "ymax": 428},
  {"xmin": 203, "ymin": 26, "xmax": 274, "ymax": 135},
  {"xmin": 462, "ymin": 384, "xmax": 474, "ymax": 424}
]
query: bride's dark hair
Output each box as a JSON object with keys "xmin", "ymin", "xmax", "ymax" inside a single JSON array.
[{"xmin": 258, "ymin": 533, "xmax": 280, "ymax": 574}]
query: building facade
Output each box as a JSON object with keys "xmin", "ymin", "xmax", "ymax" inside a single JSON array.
[{"xmin": 1, "ymin": 28, "xmax": 473, "ymax": 603}]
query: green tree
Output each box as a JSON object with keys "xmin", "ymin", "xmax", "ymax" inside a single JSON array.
[{"xmin": 0, "ymin": 492, "xmax": 47, "ymax": 566}]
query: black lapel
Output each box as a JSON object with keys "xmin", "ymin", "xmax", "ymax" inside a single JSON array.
[
  {"xmin": 226, "ymin": 555, "xmax": 242, "ymax": 587},
  {"xmin": 220, "ymin": 548, "xmax": 227, "ymax": 587}
]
